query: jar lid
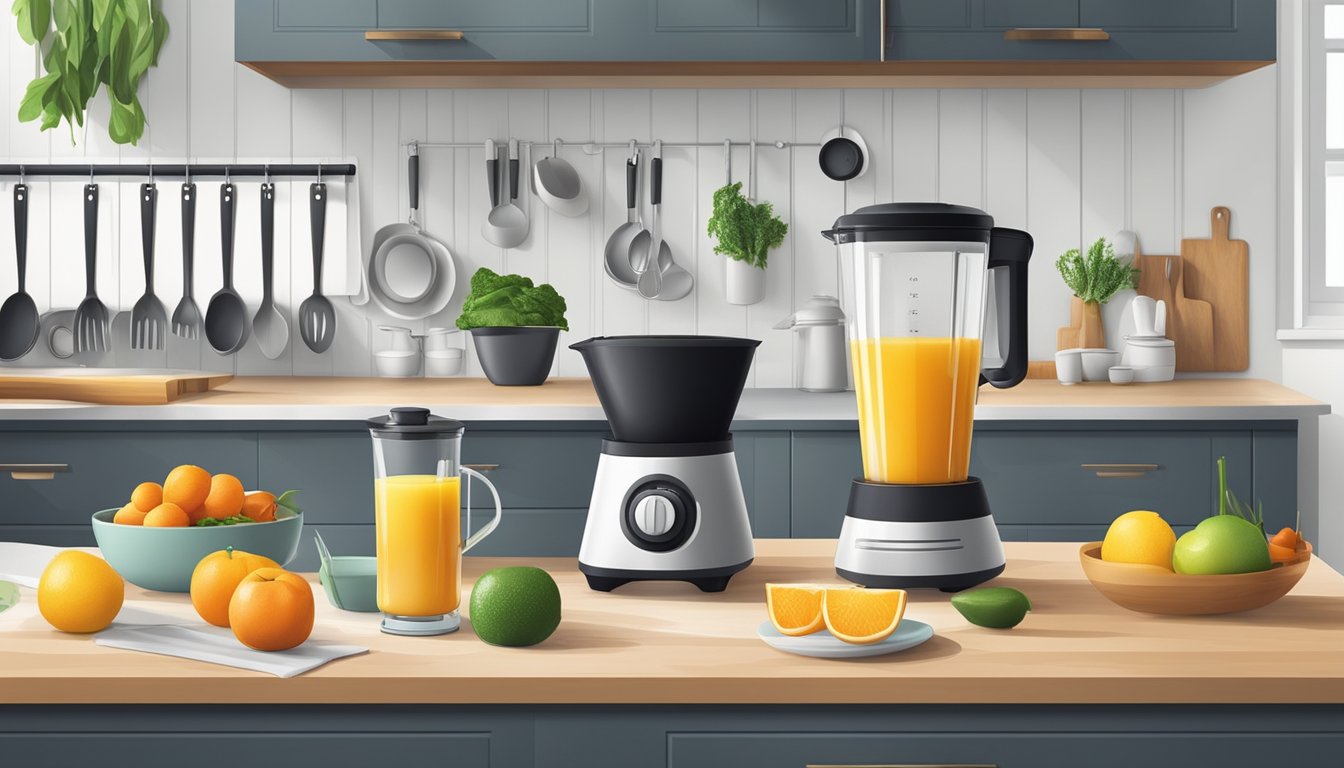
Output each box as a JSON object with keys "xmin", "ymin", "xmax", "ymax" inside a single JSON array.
[
  {"xmin": 366, "ymin": 407, "xmax": 465, "ymax": 439},
  {"xmin": 777, "ymin": 295, "xmax": 846, "ymax": 328},
  {"xmin": 823, "ymin": 203, "xmax": 994, "ymax": 244}
]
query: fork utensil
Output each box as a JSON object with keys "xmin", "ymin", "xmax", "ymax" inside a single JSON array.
[
  {"xmin": 73, "ymin": 184, "xmax": 109, "ymax": 354},
  {"xmin": 130, "ymin": 183, "xmax": 167, "ymax": 350},
  {"xmin": 170, "ymin": 182, "xmax": 202, "ymax": 340}
]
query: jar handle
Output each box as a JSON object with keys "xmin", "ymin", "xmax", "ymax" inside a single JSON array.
[{"xmin": 460, "ymin": 466, "xmax": 503, "ymax": 554}]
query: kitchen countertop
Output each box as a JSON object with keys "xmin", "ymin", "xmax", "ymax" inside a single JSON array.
[
  {"xmin": 0, "ymin": 377, "xmax": 1327, "ymax": 422},
  {"xmin": 2, "ymin": 539, "xmax": 1343, "ymax": 705}
]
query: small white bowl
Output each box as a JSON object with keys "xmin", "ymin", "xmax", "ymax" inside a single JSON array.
[
  {"xmin": 1108, "ymin": 365, "xmax": 1135, "ymax": 385},
  {"xmin": 1055, "ymin": 348, "xmax": 1084, "ymax": 385},
  {"xmin": 374, "ymin": 351, "xmax": 421, "ymax": 377},
  {"xmin": 1080, "ymin": 348, "xmax": 1120, "ymax": 381},
  {"xmin": 424, "ymin": 349, "xmax": 464, "ymax": 377}
]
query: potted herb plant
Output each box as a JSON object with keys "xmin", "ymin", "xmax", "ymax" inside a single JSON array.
[
  {"xmin": 456, "ymin": 268, "xmax": 569, "ymax": 386},
  {"xmin": 707, "ymin": 182, "xmax": 787, "ymax": 306},
  {"xmin": 1055, "ymin": 237, "xmax": 1139, "ymax": 350}
]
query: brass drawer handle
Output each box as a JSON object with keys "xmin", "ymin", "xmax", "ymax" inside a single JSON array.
[
  {"xmin": 1004, "ymin": 27, "xmax": 1110, "ymax": 41},
  {"xmin": 463, "ymin": 464, "xmax": 500, "ymax": 473},
  {"xmin": 365, "ymin": 29, "xmax": 465, "ymax": 41},
  {"xmin": 1082, "ymin": 463, "xmax": 1159, "ymax": 478},
  {"xmin": 0, "ymin": 463, "xmax": 71, "ymax": 480}
]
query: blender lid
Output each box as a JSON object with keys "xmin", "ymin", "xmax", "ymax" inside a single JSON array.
[
  {"xmin": 822, "ymin": 203, "xmax": 994, "ymax": 243},
  {"xmin": 774, "ymin": 295, "xmax": 846, "ymax": 329},
  {"xmin": 366, "ymin": 407, "xmax": 465, "ymax": 439}
]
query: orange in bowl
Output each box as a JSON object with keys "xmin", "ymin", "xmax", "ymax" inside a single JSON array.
[{"xmin": 1078, "ymin": 541, "xmax": 1312, "ymax": 615}]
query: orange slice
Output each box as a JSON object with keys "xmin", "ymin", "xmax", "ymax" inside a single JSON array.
[
  {"xmin": 822, "ymin": 588, "xmax": 908, "ymax": 645},
  {"xmin": 766, "ymin": 583, "xmax": 827, "ymax": 636}
]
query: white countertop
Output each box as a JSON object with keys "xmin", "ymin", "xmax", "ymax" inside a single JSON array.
[{"xmin": 0, "ymin": 377, "xmax": 1327, "ymax": 423}]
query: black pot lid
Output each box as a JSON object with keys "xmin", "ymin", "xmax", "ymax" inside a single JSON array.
[
  {"xmin": 366, "ymin": 406, "xmax": 465, "ymax": 439},
  {"xmin": 823, "ymin": 203, "xmax": 994, "ymax": 242}
]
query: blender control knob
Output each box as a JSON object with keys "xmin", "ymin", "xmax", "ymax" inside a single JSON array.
[{"xmin": 633, "ymin": 494, "xmax": 677, "ymax": 537}]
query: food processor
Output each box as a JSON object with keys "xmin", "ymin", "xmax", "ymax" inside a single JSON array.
[
  {"xmin": 822, "ymin": 204, "xmax": 1032, "ymax": 591},
  {"xmin": 571, "ymin": 336, "xmax": 760, "ymax": 592}
]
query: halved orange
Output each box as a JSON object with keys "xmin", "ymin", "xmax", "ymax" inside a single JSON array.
[
  {"xmin": 766, "ymin": 583, "xmax": 827, "ymax": 636},
  {"xmin": 822, "ymin": 588, "xmax": 908, "ymax": 644}
]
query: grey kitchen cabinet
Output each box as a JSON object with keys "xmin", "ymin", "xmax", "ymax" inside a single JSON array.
[
  {"xmin": 884, "ymin": 0, "xmax": 1276, "ymax": 62},
  {"xmin": 7, "ymin": 704, "xmax": 1344, "ymax": 768},
  {"xmin": 237, "ymin": 0, "xmax": 879, "ymax": 63}
]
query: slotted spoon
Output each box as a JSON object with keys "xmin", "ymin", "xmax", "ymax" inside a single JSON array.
[
  {"xmin": 73, "ymin": 184, "xmax": 109, "ymax": 354},
  {"xmin": 299, "ymin": 182, "xmax": 336, "ymax": 353},
  {"xmin": 130, "ymin": 183, "xmax": 167, "ymax": 350}
]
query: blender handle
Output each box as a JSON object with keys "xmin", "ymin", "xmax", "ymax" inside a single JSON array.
[
  {"xmin": 460, "ymin": 466, "xmax": 503, "ymax": 554},
  {"xmin": 981, "ymin": 227, "xmax": 1033, "ymax": 389}
]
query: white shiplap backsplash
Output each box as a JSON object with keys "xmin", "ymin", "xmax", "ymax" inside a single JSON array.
[{"xmin": 0, "ymin": 1, "xmax": 1280, "ymax": 384}]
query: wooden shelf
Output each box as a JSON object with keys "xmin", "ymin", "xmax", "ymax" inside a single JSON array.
[{"xmin": 240, "ymin": 59, "xmax": 1274, "ymax": 90}]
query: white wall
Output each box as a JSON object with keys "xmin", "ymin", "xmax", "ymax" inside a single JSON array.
[{"xmin": 0, "ymin": 1, "xmax": 1281, "ymax": 384}]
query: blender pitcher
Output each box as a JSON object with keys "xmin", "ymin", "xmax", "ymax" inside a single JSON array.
[
  {"xmin": 367, "ymin": 407, "xmax": 503, "ymax": 636},
  {"xmin": 822, "ymin": 203, "xmax": 1031, "ymax": 591}
]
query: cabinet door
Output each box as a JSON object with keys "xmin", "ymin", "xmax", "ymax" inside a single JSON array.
[
  {"xmin": 239, "ymin": 0, "xmax": 877, "ymax": 62},
  {"xmin": 791, "ymin": 432, "xmax": 863, "ymax": 537},
  {"xmin": 885, "ymin": 0, "xmax": 1275, "ymax": 61}
]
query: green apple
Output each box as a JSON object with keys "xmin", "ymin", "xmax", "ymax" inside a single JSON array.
[{"xmin": 1172, "ymin": 515, "xmax": 1272, "ymax": 575}]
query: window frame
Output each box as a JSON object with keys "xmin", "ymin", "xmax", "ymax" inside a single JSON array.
[{"xmin": 1307, "ymin": 0, "xmax": 1344, "ymax": 315}]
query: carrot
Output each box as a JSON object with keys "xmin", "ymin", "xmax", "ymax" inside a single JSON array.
[
  {"xmin": 1268, "ymin": 542, "xmax": 1298, "ymax": 564},
  {"xmin": 1270, "ymin": 527, "xmax": 1300, "ymax": 549}
]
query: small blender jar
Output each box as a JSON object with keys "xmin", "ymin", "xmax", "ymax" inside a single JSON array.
[{"xmin": 367, "ymin": 407, "xmax": 502, "ymax": 636}]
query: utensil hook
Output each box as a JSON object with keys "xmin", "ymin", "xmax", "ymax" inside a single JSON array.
[
  {"xmin": 18, "ymin": 165, "xmax": 23, "ymax": 186},
  {"xmin": 88, "ymin": 165, "xmax": 94, "ymax": 185},
  {"xmin": 553, "ymin": 138, "xmax": 561, "ymax": 155},
  {"xmin": 316, "ymin": 162, "xmax": 323, "ymax": 185},
  {"xmin": 723, "ymin": 139, "xmax": 731, "ymax": 186}
]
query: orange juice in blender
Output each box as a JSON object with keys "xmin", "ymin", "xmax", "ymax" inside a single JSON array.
[
  {"xmin": 375, "ymin": 475, "xmax": 461, "ymax": 617},
  {"xmin": 851, "ymin": 336, "xmax": 982, "ymax": 484},
  {"xmin": 368, "ymin": 408, "xmax": 504, "ymax": 636}
]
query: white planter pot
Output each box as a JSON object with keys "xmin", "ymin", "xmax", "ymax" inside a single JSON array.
[{"xmin": 725, "ymin": 258, "xmax": 766, "ymax": 305}]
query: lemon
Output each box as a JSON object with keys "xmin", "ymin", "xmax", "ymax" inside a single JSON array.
[
  {"xmin": 468, "ymin": 567, "xmax": 561, "ymax": 647},
  {"xmin": 37, "ymin": 551, "xmax": 124, "ymax": 633},
  {"xmin": 1101, "ymin": 510, "xmax": 1177, "ymax": 570}
]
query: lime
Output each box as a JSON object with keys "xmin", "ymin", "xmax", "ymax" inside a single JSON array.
[
  {"xmin": 950, "ymin": 587, "xmax": 1031, "ymax": 629},
  {"xmin": 468, "ymin": 566, "xmax": 562, "ymax": 647}
]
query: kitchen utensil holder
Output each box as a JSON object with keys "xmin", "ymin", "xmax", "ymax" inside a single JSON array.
[{"xmin": 0, "ymin": 163, "xmax": 357, "ymax": 180}]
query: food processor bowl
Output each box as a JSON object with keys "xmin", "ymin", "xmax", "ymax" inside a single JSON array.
[{"xmin": 571, "ymin": 335, "xmax": 760, "ymax": 443}]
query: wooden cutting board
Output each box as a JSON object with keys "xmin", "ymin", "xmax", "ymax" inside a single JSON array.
[
  {"xmin": 1180, "ymin": 207, "xmax": 1249, "ymax": 372},
  {"xmin": 0, "ymin": 370, "xmax": 233, "ymax": 405},
  {"xmin": 1132, "ymin": 239, "xmax": 1215, "ymax": 371}
]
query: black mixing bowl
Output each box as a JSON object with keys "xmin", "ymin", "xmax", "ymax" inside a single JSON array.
[{"xmin": 571, "ymin": 335, "xmax": 760, "ymax": 443}]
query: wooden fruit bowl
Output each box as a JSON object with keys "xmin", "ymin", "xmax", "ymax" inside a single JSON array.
[{"xmin": 1078, "ymin": 541, "xmax": 1312, "ymax": 615}]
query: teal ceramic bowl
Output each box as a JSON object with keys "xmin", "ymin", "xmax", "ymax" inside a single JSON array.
[
  {"xmin": 90, "ymin": 508, "xmax": 303, "ymax": 592},
  {"xmin": 318, "ymin": 556, "xmax": 379, "ymax": 613}
]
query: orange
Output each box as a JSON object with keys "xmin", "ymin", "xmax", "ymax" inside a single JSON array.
[
  {"xmin": 130, "ymin": 481, "xmax": 163, "ymax": 512},
  {"xmin": 190, "ymin": 547, "xmax": 281, "ymax": 627},
  {"xmin": 765, "ymin": 583, "xmax": 827, "ymax": 636},
  {"xmin": 240, "ymin": 492, "xmax": 277, "ymax": 523},
  {"xmin": 229, "ymin": 568, "xmax": 314, "ymax": 651},
  {"xmin": 1101, "ymin": 510, "xmax": 1177, "ymax": 570},
  {"xmin": 112, "ymin": 503, "xmax": 147, "ymax": 526},
  {"xmin": 202, "ymin": 474, "xmax": 246, "ymax": 520},
  {"xmin": 143, "ymin": 502, "xmax": 190, "ymax": 527},
  {"xmin": 37, "ymin": 551, "xmax": 124, "ymax": 633},
  {"xmin": 822, "ymin": 588, "xmax": 908, "ymax": 645},
  {"xmin": 163, "ymin": 465, "xmax": 211, "ymax": 518}
]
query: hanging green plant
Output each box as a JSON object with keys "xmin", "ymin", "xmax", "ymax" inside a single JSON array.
[{"xmin": 12, "ymin": 0, "xmax": 168, "ymax": 145}]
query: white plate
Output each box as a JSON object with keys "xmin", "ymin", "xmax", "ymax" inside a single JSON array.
[{"xmin": 757, "ymin": 619, "xmax": 933, "ymax": 659}]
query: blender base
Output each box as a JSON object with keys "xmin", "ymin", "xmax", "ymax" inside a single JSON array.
[
  {"xmin": 834, "ymin": 476, "xmax": 1006, "ymax": 591},
  {"xmin": 579, "ymin": 560, "xmax": 753, "ymax": 593},
  {"xmin": 381, "ymin": 611, "xmax": 461, "ymax": 636}
]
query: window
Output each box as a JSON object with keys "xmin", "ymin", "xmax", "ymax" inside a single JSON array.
[{"xmin": 1307, "ymin": 1, "xmax": 1344, "ymax": 318}]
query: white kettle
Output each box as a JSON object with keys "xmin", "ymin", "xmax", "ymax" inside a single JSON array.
[{"xmin": 775, "ymin": 295, "xmax": 848, "ymax": 392}]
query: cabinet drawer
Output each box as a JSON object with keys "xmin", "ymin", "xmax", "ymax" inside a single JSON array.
[
  {"xmin": 970, "ymin": 430, "xmax": 1247, "ymax": 527},
  {"xmin": 0, "ymin": 432, "xmax": 258, "ymax": 526},
  {"xmin": 378, "ymin": 0, "xmax": 590, "ymax": 30},
  {"xmin": 1080, "ymin": 0, "xmax": 1235, "ymax": 30},
  {"xmin": 667, "ymin": 731, "xmax": 1343, "ymax": 768},
  {"xmin": 984, "ymin": 0, "xmax": 1079, "ymax": 28}
]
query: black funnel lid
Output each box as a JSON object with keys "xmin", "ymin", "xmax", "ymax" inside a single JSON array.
[{"xmin": 571, "ymin": 335, "xmax": 760, "ymax": 443}]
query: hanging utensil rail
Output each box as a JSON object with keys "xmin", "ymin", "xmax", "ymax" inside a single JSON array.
[
  {"xmin": 0, "ymin": 164, "xmax": 357, "ymax": 179},
  {"xmin": 409, "ymin": 139, "xmax": 820, "ymax": 150}
]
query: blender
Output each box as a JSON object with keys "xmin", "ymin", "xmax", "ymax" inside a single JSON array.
[
  {"xmin": 367, "ymin": 407, "xmax": 503, "ymax": 635},
  {"xmin": 822, "ymin": 203, "xmax": 1032, "ymax": 591},
  {"xmin": 571, "ymin": 336, "xmax": 760, "ymax": 593}
]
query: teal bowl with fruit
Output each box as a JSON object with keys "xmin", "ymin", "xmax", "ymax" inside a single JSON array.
[
  {"xmin": 91, "ymin": 507, "xmax": 303, "ymax": 593},
  {"xmin": 1079, "ymin": 539, "xmax": 1311, "ymax": 615}
]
